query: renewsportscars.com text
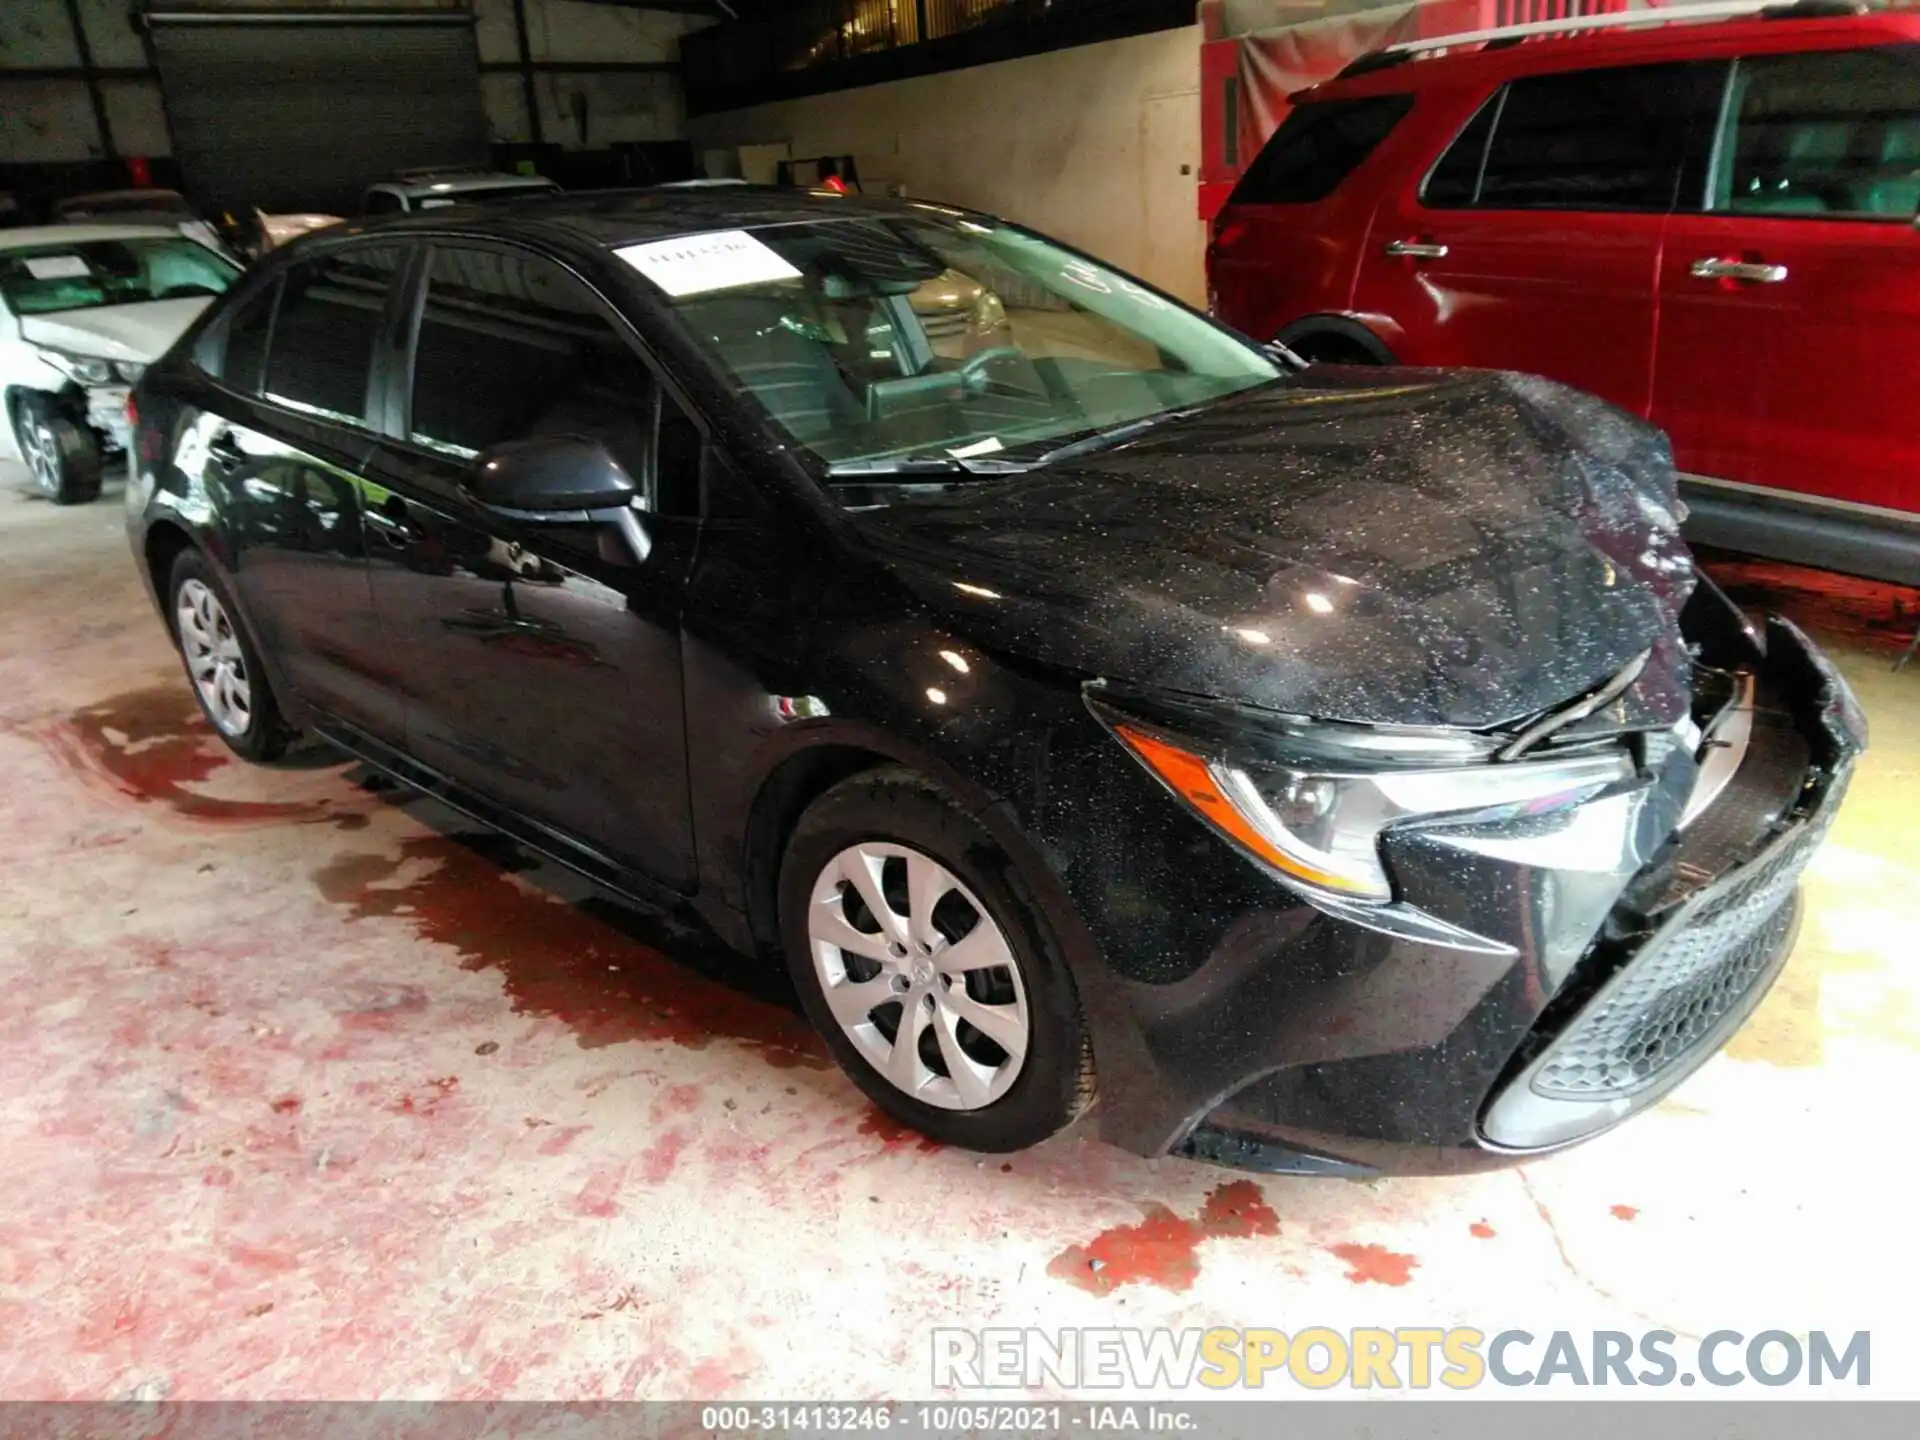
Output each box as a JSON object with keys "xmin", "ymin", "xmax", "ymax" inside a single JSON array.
[{"xmin": 932, "ymin": 1327, "xmax": 1871, "ymax": 1391}]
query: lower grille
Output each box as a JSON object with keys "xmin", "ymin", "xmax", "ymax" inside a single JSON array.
[
  {"xmin": 1535, "ymin": 761, "xmax": 1845, "ymax": 1102},
  {"xmin": 1533, "ymin": 880, "xmax": 1799, "ymax": 1099}
]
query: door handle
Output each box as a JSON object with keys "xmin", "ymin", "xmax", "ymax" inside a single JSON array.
[
  {"xmin": 1385, "ymin": 239, "xmax": 1449, "ymax": 260},
  {"xmin": 364, "ymin": 497, "xmax": 421, "ymax": 547},
  {"xmin": 206, "ymin": 432, "xmax": 246, "ymax": 472},
  {"xmin": 1690, "ymin": 258, "xmax": 1788, "ymax": 284}
]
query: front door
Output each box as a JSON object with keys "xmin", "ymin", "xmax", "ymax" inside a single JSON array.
[
  {"xmin": 1652, "ymin": 43, "xmax": 1920, "ymax": 516},
  {"xmin": 359, "ymin": 242, "xmax": 697, "ymax": 890},
  {"xmin": 1352, "ymin": 61, "xmax": 1724, "ymax": 418}
]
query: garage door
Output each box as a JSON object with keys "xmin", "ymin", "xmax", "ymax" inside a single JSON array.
[{"xmin": 146, "ymin": 8, "xmax": 489, "ymax": 217}]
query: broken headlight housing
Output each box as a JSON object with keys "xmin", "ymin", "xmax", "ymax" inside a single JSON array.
[{"xmin": 40, "ymin": 349, "xmax": 115, "ymax": 386}]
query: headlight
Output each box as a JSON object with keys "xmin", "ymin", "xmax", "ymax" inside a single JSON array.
[
  {"xmin": 1109, "ymin": 721, "xmax": 1634, "ymax": 904},
  {"xmin": 41, "ymin": 350, "xmax": 114, "ymax": 386},
  {"xmin": 114, "ymin": 361, "xmax": 146, "ymax": 383}
]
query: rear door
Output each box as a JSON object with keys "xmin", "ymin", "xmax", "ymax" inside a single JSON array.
[
  {"xmin": 1352, "ymin": 61, "xmax": 1724, "ymax": 416},
  {"xmin": 359, "ymin": 241, "xmax": 699, "ymax": 890},
  {"xmin": 1207, "ymin": 92, "xmax": 1415, "ymax": 344},
  {"xmin": 192, "ymin": 242, "xmax": 407, "ymax": 741},
  {"xmin": 1652, "ymin": 43, "xmax": 1920, "ymax": 518}
]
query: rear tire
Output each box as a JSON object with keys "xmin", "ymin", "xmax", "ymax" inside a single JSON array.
[
  {"xmin": 778, "ymin": 767, "xmax": 1093, "ymax": 1152},
  {"xmin": 1284, "ymin": 333, "xmax": 1383, "ymax": 367},
  {"xmin": 167, "ymin": 549, "xmax": 295, "ymax": 763},
  {"xmin": 10, "ymin": 392, "xmax": 102, "ymax": 505}
]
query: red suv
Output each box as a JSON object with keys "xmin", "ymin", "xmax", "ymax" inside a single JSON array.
[{"xmin": 1208, "ymin": 2, "xmax": 1920, "ymax": 583}]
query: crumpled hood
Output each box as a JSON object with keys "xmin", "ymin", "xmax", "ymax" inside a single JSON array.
[
  {"xmin": 20, "ymin": 297, "xmax": 212, "ymax": 364},
  {"xmin": 852, "ymin": 368, "xmax": 1696, "ymax": 732}
]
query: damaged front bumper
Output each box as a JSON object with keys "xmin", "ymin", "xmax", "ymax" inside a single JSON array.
[{"xmin": 1072, "ymin": 609, "xmax": 1863, "ymax": 1177}]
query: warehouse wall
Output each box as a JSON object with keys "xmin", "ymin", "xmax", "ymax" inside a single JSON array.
[
  {"xmin": 686, "ymin": 27, "xmax": 1207, "ymax": 303},
  {"xmin": 0, "ymin": 0, "xmax": 705, "ymax": 164},
  {"xmin": 474, "ymin": 0, "xmax": 705, "ymax": 148}
]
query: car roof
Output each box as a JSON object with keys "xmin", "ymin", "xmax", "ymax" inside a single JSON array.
[
  {"xmin": 0, "ymin": 224, "xmax": 185, "ymax": 248},
  {"xmin": 57, "ymin": 188, "xmax": 189, "ymax": 210},
  {"xmin": 1302, "ymin": 7, "xmax": 1920, "ymax": 100},
  {"xmin": 381, "ymin": 172, "xmax": 561, "ymax": 198},
  {"xmin": 336, "ymin": 184, "xmax": 968, "ymax": 250}
]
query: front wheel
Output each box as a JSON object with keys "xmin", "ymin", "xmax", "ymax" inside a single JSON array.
[
  {"xmin": 10, "ymin": 392, "xmax": 102, "ymax": 505},
  {"xmin": 779, "ymin": 767, "xmax": 1093, "ymax": 1152}
]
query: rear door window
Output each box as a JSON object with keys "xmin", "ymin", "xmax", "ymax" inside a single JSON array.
[
  {"xmin": 1230, "ymin": 94, "xmax": 1414, "ymax": 205},
  {"xmin": 261, "ymin": 245, "xmax": 406, "ymax": 426},
  {"xmin": 1715, "ymin": 45, "xmax": 1920, "ymax": 220},
  {"xmin": 1424, "ymin": 62, "xmax": 1724, "ymax": 211}
]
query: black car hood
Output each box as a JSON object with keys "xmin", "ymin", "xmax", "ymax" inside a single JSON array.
[{"xmin": 851, "ymin": 368, "xmax": 1696, "ymax": 732}]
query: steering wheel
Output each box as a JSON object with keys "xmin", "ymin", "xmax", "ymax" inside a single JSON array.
[{"xmin": 958, "ymin": 345, "xmax": 1029, "ymax": 396}]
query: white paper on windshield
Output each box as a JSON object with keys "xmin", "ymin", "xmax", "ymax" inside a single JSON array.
[
  {"xmin": 615, "ymin": 230, "xmax": 801, "ymax": 297},
  {"xmin": 24, "ymin": 255, "xmax": 91, "ymax": 280}
]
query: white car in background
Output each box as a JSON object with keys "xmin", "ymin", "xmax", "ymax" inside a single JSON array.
[{"xmin": 1, "ymin": 225, "xmax": 239, "ymax": 504}]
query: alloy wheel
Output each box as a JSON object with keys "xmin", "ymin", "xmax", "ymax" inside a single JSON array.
[
  {"xmin": 175, "ymin": 578, "xmax": 253, "ymax": 737},
  {"xmin": 807, "ymin": 842, "xmax": 1030, "ymax": 1111},
  {"xmin": 19, "ymin": 415, "xmax": 61, "ymax": 498}
]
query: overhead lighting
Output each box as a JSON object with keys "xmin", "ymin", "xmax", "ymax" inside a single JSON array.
[
  {"xmin": 926, "ymin": 688, "xmax": 948, "ymax": 706},
  {"xmin": 938, "ymin": 649, "xmax": 970, "ymax": 674},
  {"xmin": 1304, "ymin": 593, "xmax": 1334, "ymax": 615},
  {"xmin": 953, "ymin": 582, "xmax": 1002, "ymax": 600},
  {"xmin": 1229, "ymin": 627, "xmax": 1271, "ymax": 646}
]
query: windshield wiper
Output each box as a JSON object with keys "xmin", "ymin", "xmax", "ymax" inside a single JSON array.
[
  {"xmin": 1017, "ymin": 406, "xmax": 1208, "ymax": 469},
  {"xmin": 826, "ymin": 452, "xmax": 1026, "ymax": 478}
]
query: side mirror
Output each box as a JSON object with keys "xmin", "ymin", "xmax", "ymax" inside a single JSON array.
[
  {"xmin": 465, "ymin": 435, "xmax": 651, "ymax": 562},
  {"xmin": 467, "ymin": 434, "xmax": 638, "ymax": 515}
]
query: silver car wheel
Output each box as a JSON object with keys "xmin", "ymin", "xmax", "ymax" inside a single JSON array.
[
  {"xmin": 808, "ymin": 842, "xmax": 1030, "ymax": 1111},
  {"xmin": 175, "ymin": 578, "xmax": 253, "ymax": 738},
  {"xmin": 18, "ymin": 414, "xmax": 61, "ymax": 498}
]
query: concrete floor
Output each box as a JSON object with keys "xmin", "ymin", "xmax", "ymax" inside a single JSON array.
[{"xmin": 1, "ymin": 463, "xmax": 1915, "ymax": 1401}]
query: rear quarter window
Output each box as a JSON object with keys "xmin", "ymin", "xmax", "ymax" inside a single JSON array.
[{"xmin": 1229, "ymin": 93, "xmax": 1415, "ymax": 205}]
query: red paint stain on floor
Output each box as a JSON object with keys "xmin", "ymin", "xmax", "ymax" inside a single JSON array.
[
  {"xmin": 310, "ymin": 835, "xmax": 828, "ymax": 1068},
  {"xmin": 857, "ymin": 1107, "xmax": 943, "ymax": 1155},
  {"xmin": 1470, "ymin": 1221, "xmax": 1496, "ymax": 1239},
  {"xmin": 1048, "ymin": 1180, "xmax": 1280, "ymax": 1295},
  {"xmin": 48, "ymin": 685, "xmax": 330, "ymax": 824},
  {"xmin": 1611, "ymin": 1204, "xmax": 1639, "ymax": 1222},
  {"xmin": 1327, "ymin": 1241, "xmax": 1420, "ymax": 1287},
  {"xmin": 574, "ymin": 1167, "xmax": 624, "ymax": 1218},
  {"xmin": 640, "ymin": 1127, "xmax": 692, "ymax": 1183}
]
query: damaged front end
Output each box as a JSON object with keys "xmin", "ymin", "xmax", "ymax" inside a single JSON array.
[{"xmin": 1144, "ymin": 575, "xmax": 1864, "ymax": 1174}]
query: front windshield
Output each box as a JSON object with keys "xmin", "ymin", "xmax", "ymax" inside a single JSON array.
[
  {"xmin": 632, "ymin": 211, "xmax": 1281, "ymax": 474},
  {"xmin": 0, "ymin": 237, "xmax": 238, "ymax": 317}
]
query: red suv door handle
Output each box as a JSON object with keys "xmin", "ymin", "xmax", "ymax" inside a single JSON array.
[
  {"xmin": 1690, "ymin": 257, "xmax": 1788, "ymax": 284},
  {"xmin": 1385, "ymin": 238, "xmax": 1449, "ymax": 260}
]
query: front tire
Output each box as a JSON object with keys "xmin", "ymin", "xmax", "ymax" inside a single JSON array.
[
  {"xmin": 167, "ymin": 549, "xmax": 294, "ymax": 763},
  {"xmin": 778, "ymin": 767, "xmax": 1093, "ymax": 1152},
  {"xmin": 10, "ymin": 392, "xmax": 102, "ymax": 505}
]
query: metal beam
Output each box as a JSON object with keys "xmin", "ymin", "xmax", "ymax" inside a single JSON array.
[
  {"xmin": 61, "ymin": 0, "xmax": 118, "ymax": 160},
  {"xmin": 511, "ymin": 0, "xmax": 544, "ymax": 145}
]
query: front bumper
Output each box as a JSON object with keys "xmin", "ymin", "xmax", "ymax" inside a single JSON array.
[
  {"xmin": 1059, "ymin": 615, "xmax": 1862, "ymax": 1176},
  {"xmin": 82, "ymin": 385, "xmax": 133, "ymax": 451}
]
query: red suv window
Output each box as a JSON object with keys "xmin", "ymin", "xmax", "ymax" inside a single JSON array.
[
  {"xmin": 1228, "ymin": 93, "xmax": 1414, "ymax": 206},
  {"xmin": 1715, "ymin": 44, "xmax": 1920, "ymax": 220},
  {"xmin": 1422, "ymin": 61, "xmax": 1726, "ymax": 213}
]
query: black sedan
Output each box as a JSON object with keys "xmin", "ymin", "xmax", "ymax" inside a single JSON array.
[{"xmin": 125, "ymin": 187, "xmax": 1864, "ymax": 1175}]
